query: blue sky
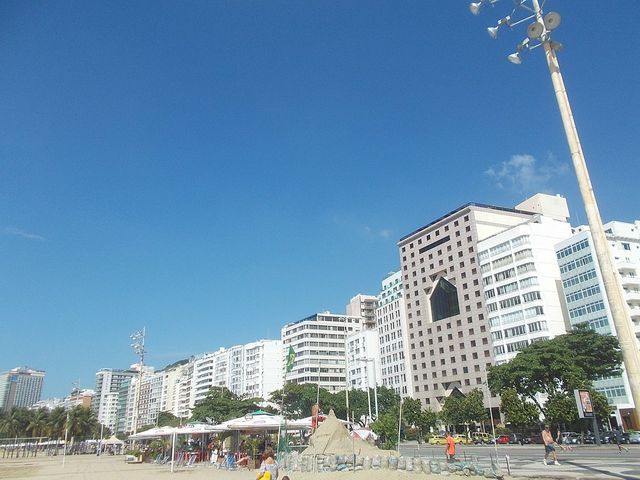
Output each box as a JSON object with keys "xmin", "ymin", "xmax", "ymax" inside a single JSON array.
[{"xmin": 1, "ymin": 1, "xmax": 638, "ymax": 399}]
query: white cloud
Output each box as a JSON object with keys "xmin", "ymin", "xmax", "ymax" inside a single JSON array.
[
  {"xmin": 2, "ymin": 226, "xmax": 46, "ymax": 241},
  {"xmin": 485, "ymin": 154, "xmax": 569, "ymax": 194}
]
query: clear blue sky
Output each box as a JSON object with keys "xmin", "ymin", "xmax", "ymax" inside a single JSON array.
[{"xmin": 1, "ymin": 1, "xmax": 638, "ymax": 399}]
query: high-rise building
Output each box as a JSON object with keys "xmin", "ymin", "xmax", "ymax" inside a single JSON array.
[
  {"xmin": 376, "ymin": 271, "xmax": 412, "ymax": 397},
  {"xmin": 190, "ymin": 340, "xmax": 283, "ymax": 409},
  {"xmin": 160, "ymin": 359, "xmax": 191, "ymax": 417},
  {"xmin": 282, "ymin": 312, "xmax": 363, "ymax": 392},
  {"xmin": 0, "ymin": 367, "xmax": 45, "ymax": 411},
  {"xmin": 478, "ymin": 197, "xmax": 573, "ymax": 364},
  {"xmin": 346, "ymin": 294, "xmax": 378, "ymax": 328},
  {"xmin": 399, "ymin": 200, "xmax": 536, "ymax": 410},
  {"xmin": 92, "ymin": 368, "xmax": 137, "ymax": 433},
  {"xmin": 555, "ymin": 220, "xmax": 640, "ymax": 429}
]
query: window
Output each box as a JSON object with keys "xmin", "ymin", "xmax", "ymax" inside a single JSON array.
[{"xmin": 430, "ymin": 277, "xmax": 461, "ymax": 321}]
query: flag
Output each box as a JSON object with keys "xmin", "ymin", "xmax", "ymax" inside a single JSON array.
[{"xmin": 286, "ymin": 346, "xmax": 296, "ymax": 373}]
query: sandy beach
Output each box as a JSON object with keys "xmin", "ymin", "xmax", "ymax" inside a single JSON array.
[{"xmin": 0, "ymin": 454, "xmax": 512, "ymax": 480}]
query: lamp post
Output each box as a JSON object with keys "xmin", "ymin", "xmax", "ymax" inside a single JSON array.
[
  {"xmin": 358, "ymin": 358, "xmax": 379, "ymax": 421},
  {"xmin": 130, "ymin": 328, "xmax": 146, "ymax": 437},
  {"xmin": 470, "ymin": 0, "xmax": 640, "ymax": 430}
]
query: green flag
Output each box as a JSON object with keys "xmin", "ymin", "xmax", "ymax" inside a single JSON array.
[{"xmin": 286, "ymin": 346, "xmax": 296, "ymax": 373}]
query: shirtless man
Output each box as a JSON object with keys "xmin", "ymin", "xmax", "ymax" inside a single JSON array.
[{"xmin": 542, "ymin": 425, "xmax": 560, "ymax": 465}]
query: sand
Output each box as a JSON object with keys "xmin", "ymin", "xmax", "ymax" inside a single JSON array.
[{"xmin": 0, "ymin": 454, "xmax": 495, "ymax": 480}]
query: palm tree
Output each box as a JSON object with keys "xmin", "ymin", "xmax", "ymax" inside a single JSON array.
[
  {"xmin": 27, "ymin": 408, "xmax": 49, "ymax": 439},
  {"xmin": 47, "ymin": 407, "xmax": 67, "ymax": 439},
  {"xmin": 0, "ymin": 408, "xmax": 29, "ymax": 437},
  {"xmin": 67, "ymin": 406, "xmax": 97, "ymax": 440}
]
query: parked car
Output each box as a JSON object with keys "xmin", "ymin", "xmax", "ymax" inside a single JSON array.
[
  {"xmin": 471, "ymin": 432, "xmax": 493, "ymax": 444},
  {"xmin": 627, "ymin": 431, "xmax": 640, "ymax": 444},
  {"xmin": 508, "ymin": 433, "xmax": 530, "ymax": 445},
  {"xmin": 562, "ymin": 432, "xmax": 583, "ymax": 445},
  {"xmin": 428, "ymin": 435, "xmax": 448, "ymax": 445},
  {"xmin": 453, "ymin": 434, "xmax": 471, "ymax": 444},
  {"xmin": 495, "ymin": 435, "xmax": 510, "ymax": 445},
  {"xmin": 528, "ymin": 433, "xmax": 544, "ymax": 444}
]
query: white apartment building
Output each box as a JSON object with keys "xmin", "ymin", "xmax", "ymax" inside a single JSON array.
[
  {"xmin": 244, "ymin": 340, "xmax": 283, "ymax": 400},
  {"xmin": 138, "ymin": 370, "xmax": 163, "ymax": 428},
  {"xmin": 190, "ymin": 340, "xmax": 283, "ymax": 410},
  {"xmin": 160, "ymin": 360, "xmax": 191, "ymax": 417},
  {"xmin": 282, "ymin": 313, "xmax": 363, "ymax": 392},
  {"xmin": 346, "ymin": 294, "xmax": 378, "ymax": 328},
  {"xmin": 478, "ymin": 199, "xmax": 573, "ymax": 364},
  {"xmin": 346, "ymin": 329, "xmax": 381, "ymax": 391},
  {"xmin": 555, "ymin": 220, "xmax": 640, "ymax": 429},
  {"xmin": 93, "ymin": 368, "xmax": 137, "ymax": 432},
  {"xmin": 376, "ymin": 271, "xmax": 412, "ymax": 396}
]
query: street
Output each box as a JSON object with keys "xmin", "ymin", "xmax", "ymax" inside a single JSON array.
[{"xmin": 398, "ymin": 443, "xmax": 640, "ymax": 479}]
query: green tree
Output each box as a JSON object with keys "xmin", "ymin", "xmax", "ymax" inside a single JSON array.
[
  {"xmin": 268, "ymin": 383, "xmax": 321, "ymax": 418},
  {"xmin": 67, "ymin": 406, "xmax": 98, "ymax": 440},
  {"xmin": 157, "ymin": 411, "xmax": 182, "ymax": 427},
  {"xmin": 191, "ymin": 386, "xmax": 261, "ymax": 423},
  {"xmin": 499, "ymin": 388, "xmax": 539, "ymax": 429},
  {"xmin": 371, "ymin": 406, "xmax": 400, "ymax": 450},
  {"xmin": 488, "ymin": 325, "xmax": 621, "ymax": 416},
  {"xmin": 0, "ymin": 408, "xmax": 30, "ymax": 437},
  {"xmin": 461, "ymin": 389, "xmax": 488, "ymax": 426},
  {"xmin": 401, "ymin": 397, "xmax": 438, "ymax": 441},
  {"xmin": 27, "ymin": 408, "xmax": 49, "ymax": 438},
  {"xmin": 47, "ymin": 407, "xmax": 67, "ymax": 438},
  {"xmin": 440, "ymin": 394, "xmax": 465, "ymax": 431}
]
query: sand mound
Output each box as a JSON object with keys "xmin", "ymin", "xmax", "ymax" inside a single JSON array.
[{"xmin": 302, "ymin": 410, "xmax": 388, "ymax": 457}]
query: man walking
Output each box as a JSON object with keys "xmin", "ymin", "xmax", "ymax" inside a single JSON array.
[
  {"xmin": 542, "ymin": 425, "xmax": 560, "ymax": 465},
  {"xmin": 445, "ymin": 431, "xmax": 456, "ymax": 463}
]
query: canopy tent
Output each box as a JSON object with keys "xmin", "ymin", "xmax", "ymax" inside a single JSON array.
[
  {"xmin": 226, "ymin": 411, "xmax": 284, "ymax": 432},
  {"xmin": 351, "ymin": 428, "xmax": 378, "ymax": 441},
  {"xmin": 102, "ymin": 435, "xmax": 124, "ymax": 445}
]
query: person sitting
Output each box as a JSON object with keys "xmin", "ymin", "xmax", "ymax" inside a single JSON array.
[{"xmin": 236, "ymin": 451, "xmax": 250, "ymax": 467}]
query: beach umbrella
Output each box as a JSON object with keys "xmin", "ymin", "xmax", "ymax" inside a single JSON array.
[
  {"xmin": 226, "ymin": 411, "xmax": 284, "ymax": 431},
  {"xmin": 129, "ymin": 426, "xmax": 176, "ymax": 439}
]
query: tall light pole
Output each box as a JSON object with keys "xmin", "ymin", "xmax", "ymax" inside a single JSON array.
[
  {"xmin": 359, "ymin": 358, "xmax": 379, "ymax": 421},
  {"xmin": 130, "ymin": 327, "xmax": 146, "ymax": 436},
  {"xmin": 470, "ymin": 0, "xmax": 640, "ymax": 430}
]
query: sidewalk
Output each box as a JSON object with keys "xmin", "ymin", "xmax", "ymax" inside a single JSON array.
[{"xmin": 504, "ymin": 452, "xmax": 640, "ymax": 480}]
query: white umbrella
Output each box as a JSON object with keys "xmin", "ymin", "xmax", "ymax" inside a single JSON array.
[
  {"xmin": 226, "ymin": 412, "xmax": 284, "ymax": 431},
  {"xmin": 174, "ymin": 424, "xmax": 220, "ymax": 435},
  {"xmin": 129, "ymin": 426, "xmax": 176, "ymax": 439}
]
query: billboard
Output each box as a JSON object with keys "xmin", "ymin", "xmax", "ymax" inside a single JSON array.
[{"xmin": 574, "ymin": 389, "xmax": 594, "ymax": 418}]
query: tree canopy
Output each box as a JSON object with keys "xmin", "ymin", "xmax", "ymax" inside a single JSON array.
[
  {"xmin": 190, "ymin": 386, "xmax": 262, "ymax": 424},
  {"xmin": 488, "ymin": 324, "xmax": 621, "ymax": 424}
]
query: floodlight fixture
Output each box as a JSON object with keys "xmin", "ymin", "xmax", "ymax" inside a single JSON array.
[
  {"xmin": 468, "ymin": 0, "xmax": 498, "ymax": 16},
  {"xmin": 507, "ymin": 52, "xmax": 522, "ymax": 64},
  {"xmin": 487, "ymin": 16, "xmax": 511, "ymax": 39}
]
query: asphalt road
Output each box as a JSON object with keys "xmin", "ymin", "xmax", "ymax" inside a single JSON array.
[{"xmin": 398, "ymin": 443, "xmax": 640, "ymax": 479}]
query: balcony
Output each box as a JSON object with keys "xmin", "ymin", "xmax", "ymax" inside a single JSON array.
[
  {"xmin": 620, "ymin": 275, "xmax": 640, "ymax": 287},
  {"xmin": 624, "ymin": 291, "xmax": 640, "ymax": 303}
]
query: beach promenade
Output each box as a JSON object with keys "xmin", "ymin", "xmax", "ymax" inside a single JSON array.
[{"xmin": 1, "ymin": 453, "xmax": 635, "ymax": 480}]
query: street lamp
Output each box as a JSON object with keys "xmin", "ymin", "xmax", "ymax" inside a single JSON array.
[
  {"xmin": 130, "ymin": 327, "xmax": 146, "ymax": 436},
  {"xmin": 358, "ymin": 358, "xmax": 379, "ymax": 421},
  {"xmin": 470, "ymin": 0, "xmax": 640, "ymax": 430}
]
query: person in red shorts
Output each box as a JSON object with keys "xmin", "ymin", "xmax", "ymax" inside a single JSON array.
[{"xmin": 445, "ymin": 431, "xmax": 456, "ymax": 462}]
